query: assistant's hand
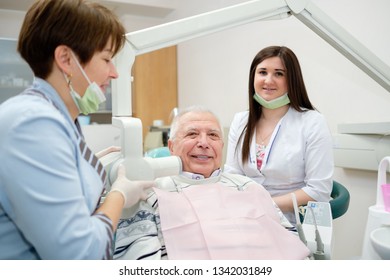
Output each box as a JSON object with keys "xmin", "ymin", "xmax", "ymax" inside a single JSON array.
[
  {"xmin": 110, "ymin": 164, "xmax": 155, "ymax": 208},
  {"xmin": 95, "ymin": 146, "xmax": 121, "ymax": 159}
]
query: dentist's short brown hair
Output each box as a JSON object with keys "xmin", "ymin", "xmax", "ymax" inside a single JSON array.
[{"xmin": 18, "ymin": 0, "xmax": 125, "ymax": 79}]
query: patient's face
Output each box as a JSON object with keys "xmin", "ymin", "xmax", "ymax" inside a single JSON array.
[{"xmin": 168, "ymin": 112, "xmax": 224, "ymax": 178}]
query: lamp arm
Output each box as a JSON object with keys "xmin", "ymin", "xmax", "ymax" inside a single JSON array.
[
  {"xmin": 113, "ymin": 0, "xmax": 390, "ymax": 118},
  {"xmin": 126, "ymin": 0, "xmax": 290, "ymax": 56},
  {"xmin": 293, "ymin": 0, "xmax": 390, "ymax": 92}
]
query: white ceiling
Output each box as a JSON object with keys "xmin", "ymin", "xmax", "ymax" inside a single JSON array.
[{"xmin": 0, "ymin": 0, "xmax": 178, "ymax": 18}]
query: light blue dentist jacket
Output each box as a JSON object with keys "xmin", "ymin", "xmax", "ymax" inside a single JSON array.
[{"xmin": 0, "ymin": 78, "xmax": 113, "ymax": 259}]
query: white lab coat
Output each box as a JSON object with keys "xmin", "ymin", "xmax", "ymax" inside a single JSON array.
[{"xmin": 224, "ymin": 107, "xmax": 334, "ymax": 223}]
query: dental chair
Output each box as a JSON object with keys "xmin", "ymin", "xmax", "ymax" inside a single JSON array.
[
  {"xmin": 329, "ymin": 180, "xmax": 350, "ymax": 219},
  {"xmin": 145, "ymin": 147, "xmax": 350, "ymax": 259}
]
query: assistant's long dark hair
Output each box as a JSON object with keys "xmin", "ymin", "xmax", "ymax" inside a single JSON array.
[{"xmin": 238, "ymin": 46, "xmax": 315, "ymax": 164}]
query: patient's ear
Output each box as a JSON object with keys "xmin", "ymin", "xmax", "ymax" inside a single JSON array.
[{"xmin": 167, "ymin": 139, "xmax": 174, "ymax": 154}]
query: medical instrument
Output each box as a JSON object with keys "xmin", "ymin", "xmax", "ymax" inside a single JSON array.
[
  {"xmin": 308, "ymin": 206, "xmax": 325, "ymax": 260},
  {"xmin": 100, "ymin": 117, "xmax": 182, "ymax": 186},
  {"xmin": 291, "ymin": 193, "xmax": 307, "ymax": 246},
  {"xmin": 99, "ymin": 118, "xmax": 182, "ymax": 218},
  {"xmin": 302, "ymin": 201, "xmax": 333, "ymax": 260}
]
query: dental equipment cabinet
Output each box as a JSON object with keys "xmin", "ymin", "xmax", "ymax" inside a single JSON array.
[
  {"xmin": 361, "ymin": 157, "xmax": 390, "ymax": 260},
  {"xmin": 100, "ymin": 0, "xmax": 390, "ymax": 258}
]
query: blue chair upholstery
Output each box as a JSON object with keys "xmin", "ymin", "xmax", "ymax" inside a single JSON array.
[{"xmin": 145, "ymin": 147, "xmax": 171, "ymax": 158}]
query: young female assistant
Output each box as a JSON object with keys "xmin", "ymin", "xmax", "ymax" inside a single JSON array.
[{"xmin": 224, "ymin": 46, "xmax": 334, "ymax": 224}]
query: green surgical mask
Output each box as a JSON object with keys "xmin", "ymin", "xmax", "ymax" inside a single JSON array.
[
  {"xmin": 71, "ymin": 83, "xmax": 105, "ymax": 115},
  {"xmin": 253, "ymin": 92, "xmax": 290, "ymax": 109},
  {"xmin": 67, "ymin": 52, "xmax": 106, "ymax": 115}
]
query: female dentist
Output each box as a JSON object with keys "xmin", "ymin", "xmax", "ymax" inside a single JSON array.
[
  {"xmin": 0, "ymin": 0, "xmax": 153, "ymax": 259},
  {"xmin": 224, "ymin": 46, "xmax": 334, "ymax": 225}
]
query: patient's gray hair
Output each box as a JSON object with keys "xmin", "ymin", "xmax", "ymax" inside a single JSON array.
[{"xmin": 169, "ymin": 105, "xmax": 224, "ymax": 141}]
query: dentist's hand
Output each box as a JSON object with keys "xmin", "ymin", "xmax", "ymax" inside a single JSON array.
[
  {"xmin": 110, "ymin": 164, "xmax": 155, "ymax": 208},
  {"xmin": 96, "ymin": 146, "xmax": 121, "ymax": 159}
]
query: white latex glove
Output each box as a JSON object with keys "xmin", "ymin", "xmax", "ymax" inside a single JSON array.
[
  {"xmin": 110, "ymin": 164, "xmax": 155, "ymax": 208},
  {"xmin": 95, "ymin": 146, "xmax": 121, "ymax": 159}
]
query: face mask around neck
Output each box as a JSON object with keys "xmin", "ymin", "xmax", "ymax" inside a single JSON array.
[
  {"xmin": 66, "ymin": 52, "xmax": 106, "ymax": 115},
  {"xmin": 253, "ymin": 92, "xmax": 290, "ymax": 109}
]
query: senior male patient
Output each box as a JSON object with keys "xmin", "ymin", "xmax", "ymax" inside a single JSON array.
[{"xmin": 113, "ymin": 106, "xmax": 310, "ymax": 260}]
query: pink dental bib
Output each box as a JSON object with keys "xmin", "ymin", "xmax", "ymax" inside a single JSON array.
[{"xmin": 154, "ymin": 183, "xmax": 310, "ymax": 260}]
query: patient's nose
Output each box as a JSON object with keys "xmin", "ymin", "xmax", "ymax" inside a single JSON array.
[{"xmin": 197, "ymin": 134, "xmax": 210, "ymax": 148}]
